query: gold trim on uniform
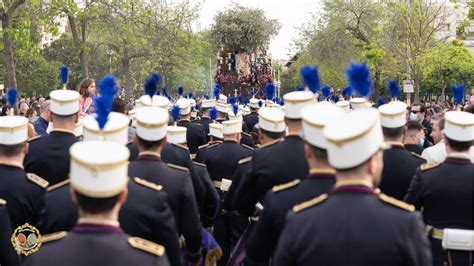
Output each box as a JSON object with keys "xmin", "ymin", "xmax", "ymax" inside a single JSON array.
[
  {"xmin": 193, "ymin": 162, "xmax": 206, "ymax": 167},
  {"xmin": 410, "ymin": 152, "xmax": 425, "ymax": 160},
  {"xmin": 334, "ymin": 179, "xmax": 374, "ymax": 189},
  {"xmin": 77, "ymin": 217, "xmax": 120, "ymax": 227},
  {"xmin": 326, "ymin": 120, "xmax": 377, "ymax": 147},
  {"xmin": 128, "ymin": 237, "xmax": 165, "ymax": 256},
  {"xmin": 420, "ymin": 162, "xmax": 441, "ymax": 171},
  {"xmin": 309, "ymin": 168, "xmax": 336, "ymax": 175},
  {"xmin": 26, "ymin": 173, "xmax": 49, "ymax": 188},
  {"xmin": 71, "ymin": 179, "xmax": 128, "ymax": 198},
  {"xmin": 284, "ymin": 97, "xmax": 315, "ymax": 104},
  {"xmin": 167, "ymin": 163, "xmax": 189, "ymax": 172},
  {"xmin": 445, "ymin": 118, "xmax": 474, "ymax": 128},
  {"xmin": 51, "ymin": 129, "xmax": 75, "ymax": 135},
  {"xmin": 28, "ymin": 135, "xmax": 42, "ymax": 142},
  {"xmin": 172, "ymin": 143, "xmax": 189, "ymax": 150},
  {"xmin": 242, "ymin": 144, "xmax": 254, "ymax": 150},
  {"xmin": 136, "ymin": 119, "xmax": 167, "ymax": 129},
  {"xmin": 286, "ymin": 132, "xmax": 300, "ymax": 137},
  {"xmin": 198, "ymin": 144, "xmax": 209, "ymax": 150},
  {"xmin": 0, "ymin": 123, "xmax": 27, "ymax": 132},
  {"xmin": 138, "ymin": 151, "xmax": 161, "ymax": 158},
  {"xmin": 0, "ymin": 198, "xmax": 6, "ymax": 205},
  {"xmin": 242, "ymin": 132, "xmax": 252, "ymax": 138},
  {"xmin": 259, "ymin": 138, "xmax": 283, "ymax": 149},
  {"xmin": 84, "ymin": 123, "xmax": 128, "ymax": 134},
  {"xmin": 133, "ymin": 177, "xmax": 163, "ymax": 191},
  {"xmin": 50, "ymin": 95, "xmax": 79, "ymax": 104},
  {"xmin": 47, "ymin": 179, "xmax": 71, "ymax": 192},
  {"xmin": 70, "ymin": 156, "xmax": 129, "ymax": 171},
  {"xmin": 379, "ymin": 110, "xmax": 406, "ymax": 117},
  {"xmin": 206, "ymin": 143, "xmax": 221, "ymax": 149},
  {"xmin": 378, "ymin": 193, "xmax": 415, "ymax": 212},
  {"xmin": 0, "ymin": 161, "xmax": 24, "ymax": 170},
  {"xmin": 11, "ymin": 223, "xmax": 42, "ymax": 256},
  {"xmin": 272, "ymin": 179, "xmax": 301, "ymax": 193},
  {"xmin": 238, "ymin": 157, "xmax": 252, "ymax": 165},
  {"xmin": 41, "ymin": 231, "xmax": 67, "ymax": 243},
  {"xmin": 292, "ymin": 194, "xmax": 328, "ymax": 213}
]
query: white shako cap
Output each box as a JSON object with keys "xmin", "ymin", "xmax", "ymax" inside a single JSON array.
[
  {"xmin": 209, "ymin": 123, "xmax": 223, "ymax": 139},
  {"xmin": 218, "ymin": 94, "xmax": 228, "ymax": 104},
  {"xmin": 228, "ymin": 108, "xmax": 243, "ymax": 121},
  {"xmin": 49, "ymin": 90, "xmax": 80, "ymax": 116},
  {"xmin": 177, "ymin": 98, "xmax": 191, "ymax": 115},
  {"xmin": 378, "ymin": 101, "xmax": 407, "ymax": 128},
  {"xmin": 283, "ymin": 91, "xmax": 316, "ymax": 119},
  {"xmin": 258, "ymin": 107, "xmax": 286, "ymax": 133},
  {"xmin": 241, "ymin": 105, "xmax": 251, "ymax": 116},
  {"xmin": 139, "ymin": 95, "xmax": 170, "ymax": 110},
  {"xmin": 0, "ymin": 116, "xmax": 28, "ymax": 145},
  {"xmin": 201, "ymin": 98, "xmax": 216, "ymax": 109},
  {"xmin": 350, "ymin": 97, "xmax": 369, "ymax": 110},
  {"xmin": 443, "ymin": 111, "xmax": 474, "ymax": 142},
  {"xmin": 216, "ymin": 101, "xmax": 230, "ymax": 114},
  {"xmin": 302, "ymin": 103, "xmax": 344, "ymax": 149},
  {"xmin": 74, "ymin": 117, "xmax": 84, "ymax": 137},
  {"xmin": 135, "ymin": 107, "xmax": 169, "ymax": 141},
  {"xmin": 249, "ymin": 98, "xmax": 260, "ymax": 109},
  {"xmin": 324, "ymin": 108, "xmax": 383, "ymax": 169},
  {"xmin": 70, "ymin": 141, "xmax": 129, "ymax": 198},
  {"xmin": 336, "ymin": 100, "xmax": 350, "ymax": 111},
  {"xmin": 222, "ymin": 120, "xmax": 242, "ymax": 135},
  {"xmin": 83, "ymin": 112, "xmax": 130, "ymax": 145},
  {"xmin": 166, "ymin": 126, "xmax": 187, "ymax": 144},
  {"xmin": 189, "ymin": 98, "xmax": 196, "ymax": 108}
]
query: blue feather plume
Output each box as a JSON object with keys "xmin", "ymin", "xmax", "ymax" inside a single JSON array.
[
  {"xmin": 60, "ymin": 66, "xmax": 68, "ymax": 84},
  {"xmin": 258, "ymin": 90, "xmax": 263, "ymax": 98},
  {"xmin": 95, "ymin": 75, "xmax": 117, "ymax": 130},
  {"xmin": 171, "ymin": 104, "xmax": 180, "ymax": 123},
  {"xmin": 265, "ymin": 83, "xmax": 275, "ymax": 101},
  {"xmin": 188, "ymin": 92, "xmax": 193, "ymax": 99},
  {"xmin": 295, "ymin": 86, "xmax": 304, "ymax": 91},
  {"xmin": 178, "ymin": 86, "xmax": 184, "ymax": 96},
  {"xmin": 330, "ymin": 94, "xmax": 339, "ymax": 103},
  {"xmin": 345, "ymin": 61, "xmax": 372, "ymax": 97},
  {"xmin": 237, "ymin": 95, "xmax": 243, "ymax": 103},
  {"xmin": 162, "ymin": 88, "xmax": 168, "ymax": 97},
  {"xmin": 249, "ymin": 88, "xmax": 255, "ymax": 97},
  {"xmin": 210, "ymin": 107, "xmax": 218, "ymax": 121},
  {"xmin": 229, "ymin": 96, "xmax": 236, "ymax": 105},
  {"xmin": 300, "ymin": 66, "xmax": 320, "ymax": 93},
  {"xmin": 213, "ymin": 84, "xmax": 221, "ymax": 99},
  {"xmin": 203, "ymin": 94, "xmax": 210, "ymax": 100},
  {"xmin": 377, "ymin": 97, "xmax": 386, "ymax": 106},
  {"xmin": 321, "ymin": 85, "xmax": 331, "ymax": 98},
  {"xmin": 388, "ymin": 80, "xmax": 400, "ymax": 98},
  {"xmin": 232, "ymin": 104, "xmax": 239, "ymax": 116},
  {"xmin": 7, "ymin": 88, "xmax": 17, "ymax": 107},
  {"xmin": 451, "ymin": 85, "xmax": 464, "ymax": 104},
  {"xmin": 258, "ymin": 100, "xmax": 263, "ymax": 108},
  {"xmin": 342, "ymin": 86, "xmax": 353, "ymax": 97},
  {"xmin": 144, "ymin": 73, "xmax": 160, "ymax": 97},
  {"xmin": 243, "ymin": 99, "xmax": 248, "ymax": 107},
  {"xmin": 279, "ymin": 99, "xmax": 285, "ymax": 106},
  {"xmin": 156, "ymin": 91, "xmax": 161, "ymax": 96}
]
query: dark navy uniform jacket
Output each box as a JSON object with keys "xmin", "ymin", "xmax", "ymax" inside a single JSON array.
[
  {"xmin": 192, "ymin": 117, "xmax": 212, "ymax": 141},
  {"xmin": 405, "ymin": 156, "xmax": 474, "ymax": 266},
  {"xmin": 379, "ymin": 144, "xmax": 426, "ymax": 200},
  {"xmin": 24, "ymin": 130, "xmax": 78, "ymax": 186},
  {"xmin": 246, "ymin": 169, "xmax": 336, "ymax": 263},
  {"xmin": 25, "ymin": 224, "xmax": 170, "ymax": 266},
  {"xmin": 0, "ymin": 200, "xmax": 21, "ymax": 266},
  {"xmin": 128, "ymin": 153, "xmax": 202, "ymax": 262},
  {"xmin": 224, "ymin": 157, "xmax": 253, "ymax": 213},
  {"xmin": 177, "ymin": 120, "xmax": 207, "ymax": 154},
  {"xmin": 273, "ymin": 182, "xmax": 432, "ymax": 266},
  {"xmin": 243, "ymin": 112, "xmax": 258, "ymax": 132},
  {"xmin": 38, "ymin": 179, "xmax": 184, "ymax": 266},
  {"xmin": 240, "ymin": 132, "xmax": 254, "ymax": 148},
  {"xmin": 0, "ymin": 163, "xmax": 47, "ymax": 229},
  {"xmin": 193, "ymin": 162, "xmax": 220, "ymax": 228}
]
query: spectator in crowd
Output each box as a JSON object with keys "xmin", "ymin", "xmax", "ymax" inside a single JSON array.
[
  {"xmin": 19, "ymin": 102, "xmax": 29, "ymax": 116},
  {"xmin": 464, "ymin": 104, "xmax": 474, "ymax": 114},
  {"xmin": 403, "ymin": 121, "xmax": 425, "ymax": 155},
  {"xmin": 410, "ymin": 103, "xmax": 433, "ymax": 147},
  {"xmin": 470, "ymin": 87, "xmax": 474, "ymax": 105},
  {"xmin": 33, "ymin": 100, "xmax": 51, "ymax": 136},
  {"xmin": 111, "ymin": 97, "xmax": 135, "ymax": 143},
  {"xmin": 78, "ymin": 78, "xmax": 96, "ymax": 115},
  {"xmin": 25, "ymin": 108, "xmax": 37, "ymax": 123}
]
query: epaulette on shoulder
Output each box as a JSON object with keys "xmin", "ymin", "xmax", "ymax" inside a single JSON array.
[
  {"xmin": 172, "ymin": 143, "xmax": 189, "ymax": 151},
  {"xmin": 272, "ymin": 179, "xmax": 301, "ymax": 193},
  {"xmin": 242, "ymin": 144, "xmax": 254, "ymax": 150},
  {"xmin": 47, "ymin": 179, "xmax": 70, "ymax": 192},
  {"xmin": 198, "ymin": 144, "xmax": 209, "ymax": 150},
  {"xmin": 420, "ymin": 162, "xmax": 441, "ymax": 171},
  {"xmin": 0, "ymin": 198, "xmax": 6, "ymax": 205},
  {"xmin": 26, "ymin": 173, "xmax": 49, "ymax": 189},
  {"xmin": 134, "ymin": 177, "xmax": 162, "ymax": 191},
  {"xmin": 259, "ymin": 138, "xmax": 283, "ymax": 149},
  {"xmin": 378, "ymin": 193, "xmax": 415, "ymax": 212},
  {"xmin": 206, "ymin": 143, "xmax": 220, "ymax": 149},
  {"xmin": 292, "ymin": 194, "xmax": 328, "ymax": 213},
  {"xmin": 28, "ymin": 135, "xmax": 41, "ymax": 142},
  {"xmin": 41, "ymin": 231, "xmax": 67, "ymax": 243},
  {"xmin": 194, "ymin": 123, "xmax": 204, "ymax": 127},
  {"xmin": 238, "ymin": 156, "xmax": 252, "ymax": 165},
  {"xmin": 128, "ymin": 237, "xmax": 165, "ymax": 256},
  {"xmin": 242, "ymin": 132, "xmax": 252, "ymax": 137},
  {"xmin": 193, "ymin": 162, "xmax": 206, "ymax": 168},
  {"xmin": 167, "ymin": 163, "xmax": 189, "ymax": 172},
  {"xmin": 410, "ymin": 152, "xmax": 426, "ymax": 161}
]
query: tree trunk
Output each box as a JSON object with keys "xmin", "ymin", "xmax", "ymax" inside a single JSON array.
[
  {"xmin": 67, "ymin": 14, "xmax": 89, "ymax": 80},
  {"xmin": 371, "ymin": 62, "xmax": 382, "ymax": 102},
  {"xmin": 80, "ymin": 19, "xmax": 89, "ymax": 79},
  {"xmin": 2, "ymin": 17, "xmax": 18, "ymax": 91},
  {"xmin": 122, "ymin": 52, "xmax": 132, "ymax": 102}
]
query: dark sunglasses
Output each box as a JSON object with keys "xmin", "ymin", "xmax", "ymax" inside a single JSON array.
[{"xmin": 411, "ymin": 111, "xmax": 420, "ymax": 114}]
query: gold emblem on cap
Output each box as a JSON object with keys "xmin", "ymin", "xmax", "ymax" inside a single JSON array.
[
  {"xmin": 326, "ymin": 120, "xmax": 377, "ymax": 147},
  {"xmin": 11, "ymin": 223, "xmax": 42, "ymax": 256}
]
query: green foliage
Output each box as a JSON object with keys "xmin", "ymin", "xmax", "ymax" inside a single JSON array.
[
  {"xmin": 469, "ymin": 7, "xmax": 474, "ymax": 20},
  {"xmin": 210, "ymin": 4, "xmax": 281, "ymax": 53},
  {"xmin": 456, "ymin": 20, "xmax": 471, "ymax": 37},
  {"xmin": 16, "ymin": 56, "xmax": 62, "ymax": 96}
]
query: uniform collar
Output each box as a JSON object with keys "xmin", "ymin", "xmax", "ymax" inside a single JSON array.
[
  {"xmin": 51, "ymin": 129, "xmax": 75, "ymax": 135},
  {"xmin": 0, "ymin": 161, "xmax": 24, "ymax": 170},
  {"xmin": 307, "ymin": 168, "xmax": 336, "ymax": 180},
  {"xmin": 445, "ymin": 152, "xmax": 472, "ymax": 164},
  {"xmin": 385, "ymin": 141, "xmax": 404, "ymax": 149},
  {"xmin": 286, "ymin": 132, "xmax": 301, "ymax": 138},
  {"xmin": 74, "ymin": 218, "xmax": 123, "ymax": 234},
  {"xmin": 137, "ymin": 151, "xmax": 161, "ymax": 161},
  {"xmin": 223, "ymin": 139, "xmax": 239, "ymax": 144},
  {"xmin": 330, "ymin": 179, "xmax": 376, "ymax": 195}
]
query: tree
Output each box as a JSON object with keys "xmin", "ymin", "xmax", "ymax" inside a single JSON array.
[
  {"xmin": 1, "ymin": 0, "xmax": 26, "ymax": 90},
  {"xmin": 210, "ymin": 4, "xmax": 281, "ymax": 53}
]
